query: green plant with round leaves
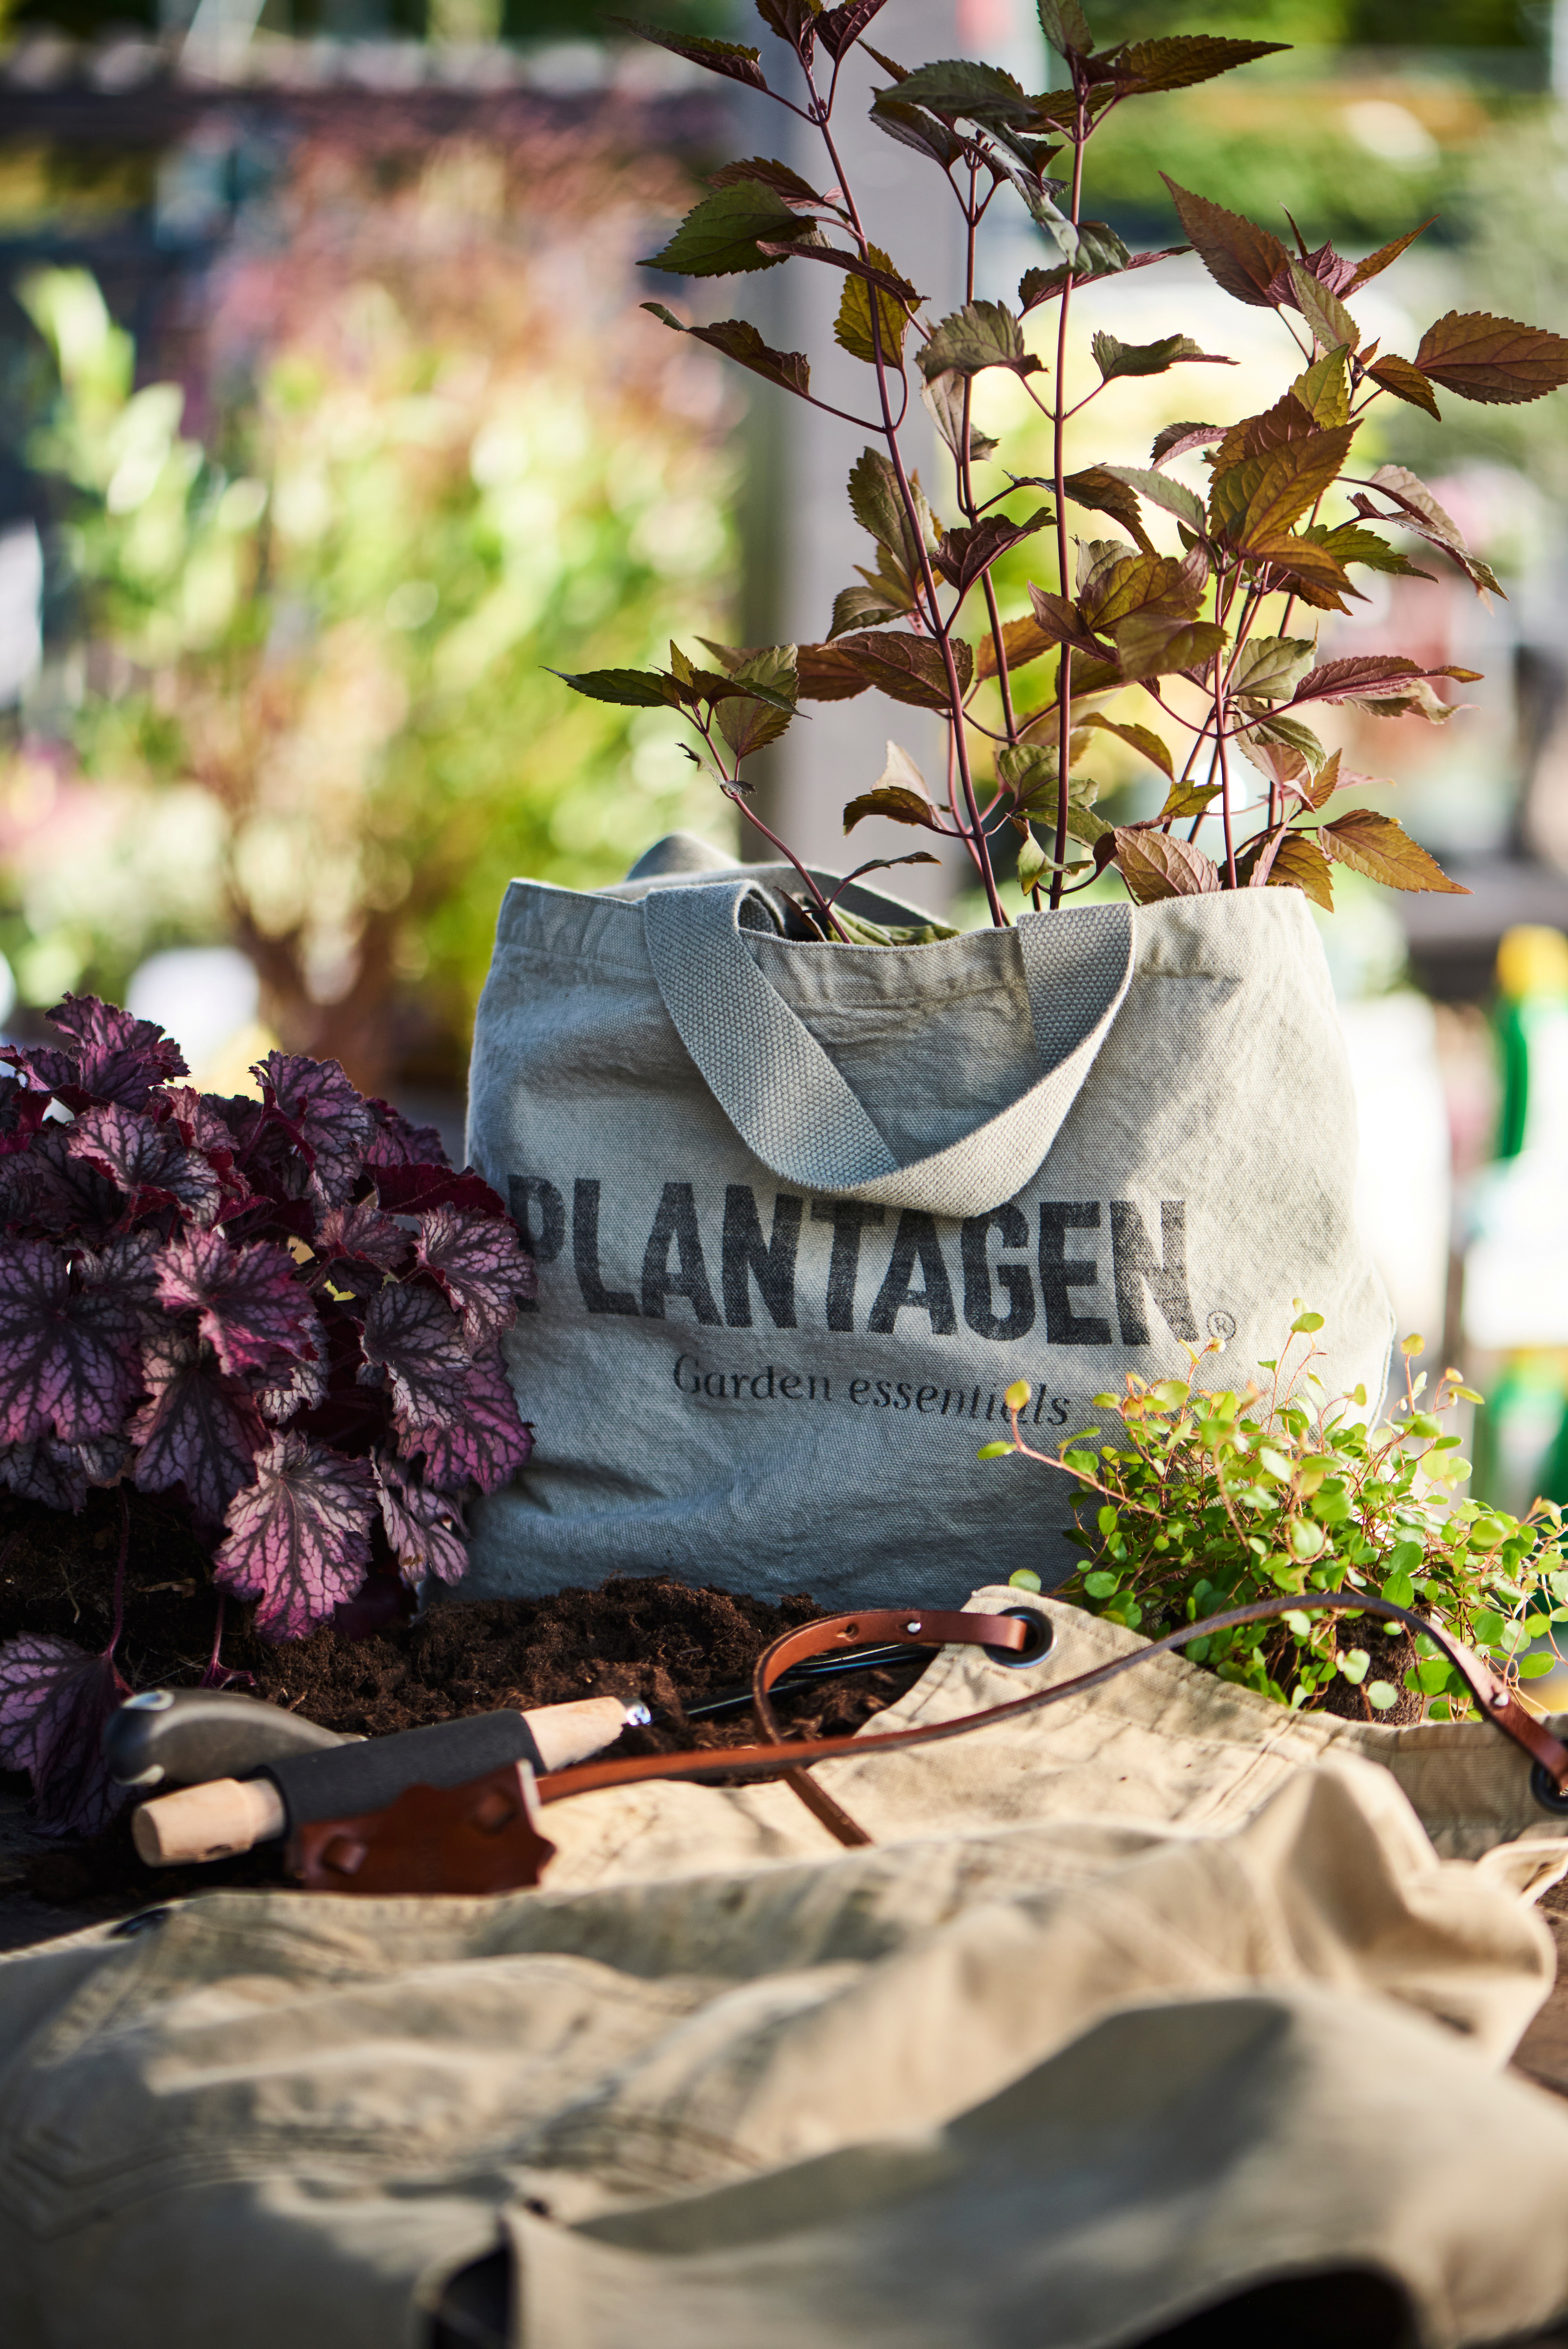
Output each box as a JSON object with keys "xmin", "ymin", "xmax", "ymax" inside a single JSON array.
[{"xmin": 981, "ymin": 1316, "xmax": 1568, "ymax": 1716}]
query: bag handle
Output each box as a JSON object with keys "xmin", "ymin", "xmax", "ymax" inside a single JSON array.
[{"xmin": 643, "ymin": 880, "xmax": 1135, "ymax": 1218}]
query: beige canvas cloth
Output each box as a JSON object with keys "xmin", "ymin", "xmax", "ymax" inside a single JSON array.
[
  {"xmin": 5, "ymin": 1593, "xmax": 1568, "ymax": 2349},
  {"xmin": 463, "ymin": 837, "xmax": 1393, "ymax": 1603}
]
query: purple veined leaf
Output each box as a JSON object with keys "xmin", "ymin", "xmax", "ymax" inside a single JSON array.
[
  {"xmin": 4, "ymin": 1128, "xmax": 125, "ymax": 1240},
  {"xmin": 80, "ymin": 1228, "xmax": 164, "ymax": 1315},
  {"xmin": 214, "ymin": 1433, "xmax": 377, "ymax": 1641},
  {"xmin": 253, "ymin": 1349, "xmax": 329, "ymax": 1423},
  {"xmin": 371, "ymin": 1161, "xmax": 511, "ymax": 1221},
  {"xmin": 252, "ymin": 1052, "xmax": 374, "ymax": 1210},
  {"xmin": 0, "ymin": 1238, "xmax": 142, "ymax": 1447},
  {"xmin": 362, "ymin": 1096, "xmax": 452, "ymax": 1171},
  {"xmin": 162, "ymin": 1085, "xmax": 246, "ymax": 1183},
  {"xmin": 130, "ymin": 1324, "xmax": 267, "ymax": 1528},
  {"xmin": 410, "ymin": 1346, "xmax": 533, "ymax": 1495},
  {"xmin": 315, "ymin": 1199, "xmax": 410, "ymax": 1285},
  {"xmin": 414, "ymin": 1206, "xmax": 535, "ymax": 1348},
  {"xmin": 155, "ymin": 1228, "xmax": 322, "ymax": 1379},
  {"xmin": 1, "ymin": 993, "xmax": 187, "ymax": 1112},
  {"xmin": 0, "ymin": 1436, "xmax": 89, "ymax": 1512},
  {"xmin": 0, "ymin": 1634, "xmax": 129, "ymax": 1837},
  {"xmin": 68, "ymin": 1101, "xmax": 224, "ymax": 1229},
  {"xmin": 374, "ymin": 1455, "xmax": 469, "ymax": 1586},
  {"xmin": 358, "ymin": 1280, "xmax": 472, "ymax": 1444}
]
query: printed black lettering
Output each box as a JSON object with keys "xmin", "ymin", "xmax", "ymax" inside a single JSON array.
[
  {"xmin": 722, "ymin": 1187, "xmax": 802, "ymax": 1329},
  {"xmin": 960, "ymin": 1205, "xmax": 1036, "ymax": 1342},
  {"xmin": 985, "ymin": 1392, "xmax": 997, "ymax": 1420},
  {"xmin": 750, "ymin": 1367, "xmax": 777, "ymax": 1400},
  {"xmin": 1038, "ymin": 1203, "xmax": 1112, "ymax": 1346},
  {"xmin": 917, "ymin": 1385, "xmax": 939, "ymax": 1411},
  {"xmin": 894, "ymin": 1381, "xmax": 913, "ymax": 1410},
  {"xmin": 641, "ymin": 1183, "xmax": 722, "ymax": 1324},
  {"xmin": 674, "ymin": 1353, "xmax": 702, "ymax": 1393},
  {"xmin": 812, "ymin": 1375, "xmax": 831, "ymax": 1400},
  {"xmin": 507, "ymin": 1178, "xmax": 565, "ymax": 1313},
  {"xmin": 940, "ymin": 1389, "xmax": 961, "ymax": 1416},
  {"xmin": 779, "ymin": 1372, "xmax": 802, "ymax": 1398},
  {"xmin": 874, "ymin": 1380, "xmax": 892, "ymax": 1407},
  {"xmin": 1110, "ymin": 1199, "xmax": 1199, "ymax": 1346},
  {"xmin": 811, "ymin": 1199, "xmax": 886, "ymax": 1331},
  {"xmin": 850, "ymin": 1378, "xmax": 871, "ymax": 1404},
  {"xmin": 868, "ymin": 1210, "xmax": 957, "ymax": 1336},
  {"xmin": 573, "ymin": 1179, "xmax": 638, "ymax": 1315},
  {"xmin": 1051, "ymin": 1396, "xmax": 1069, "ymax": 1424},
  {"xmin": 704, "ymin": 1371, "xmax": 725, "ymax": 1397}
]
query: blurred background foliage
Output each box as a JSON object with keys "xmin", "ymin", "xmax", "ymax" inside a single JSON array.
[{"xmin": 2, "ymin": 125, "xmax": 736, "ymax": 1093}]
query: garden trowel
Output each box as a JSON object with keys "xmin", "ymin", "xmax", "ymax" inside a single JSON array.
[{"xmin": 109, "ymin": 1687, "xmax": 648, "ymax": 1868}]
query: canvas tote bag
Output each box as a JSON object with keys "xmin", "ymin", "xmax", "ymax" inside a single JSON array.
[{"xmin": 463, "ymin": 837, "xmax": 1393, "ymax": 1604}]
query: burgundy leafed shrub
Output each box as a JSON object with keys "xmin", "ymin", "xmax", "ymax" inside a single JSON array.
[{"xmin": 0, "ymin": 996, "xmax": 533, "ymax": 1831}]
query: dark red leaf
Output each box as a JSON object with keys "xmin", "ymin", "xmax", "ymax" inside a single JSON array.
[
  {"xmin": 0, "ymin": 1074, "xmax": 50, "ymax": 1153},
  {"xmin": 252, "ymin": 1052, "xmax": 374, "ymax": 1209},
  {"xmin": 816, "ymin": 0, "xmax": 887, "ymax": 60},
  {"xmin": 371, "ymin": 1162, "xmax": 510, "ymax": 1220},
  {"xmin": 1160, "ymin": 177, "xmax": 1288, "ymax": 310},
  {"xmin": 362, "ymin": 1096, "xmax": 451, "ymax": 1171},
  {"xmin": 374, "ymin": 1456, "xmax": 469, "ymax": 1586},
  {"xmin": 0, "ymin": 1633, "xmax": 128, "ymax": 1836},
  {"xmin": 129, "ymin": 1325, "xmax": 266, "ymax": 1528},
  {"xmin": 0, "ymin": 1239, "xmax": 141, "ymax": 1446},
  {"xmin": 413, "ymin": 1207, "xmax": 534, "ymax": 1347},
  {"xmin": 155, "ymin": 1229, "xmax": 322, "ymax": 1379},
  {"xmin": 81, "ymin": 1229, "xmax": 163, "ymax": 1314},
  {"xmin": 1291, "ymin": 654, "xmax": 1482, "ymax": 707},
  {"xmin": 214, "ymin": 1434, "xmax": 376, "ymax": 1641},
  {"xmin": 67, "ymin": 1102, "xmax": 223, "ymax": 1228},
  {"xmin": 413, "ymin": 1347, "xmax": 532, "ymax": 1494}
]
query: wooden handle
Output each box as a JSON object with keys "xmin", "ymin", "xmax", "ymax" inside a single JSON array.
[
  {"xmin": 133, "ymin": 1776, "xmax": 287, "ymax": 1866},
  {"xmin": 524, "ymin": 1696, "xmax": 642, "ymax": 1772}
]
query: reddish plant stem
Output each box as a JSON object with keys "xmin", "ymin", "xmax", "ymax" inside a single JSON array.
[
  {"xmin": 1050, "ymin": 112, "xmax": 1088, "ymax": 911},
  {"xmin": 811, "ymin": 80, "xmax": 1007, "ymax": 928}
]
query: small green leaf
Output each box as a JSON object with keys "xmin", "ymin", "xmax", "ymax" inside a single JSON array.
[
  {"xmin": 977, "ymin": 1440, "xmax": 1015, "ymax": 1460},
  {"xmin": 1337, "ymin": 1646, "xmax": 1370, "ymax": 1685},
  {"xmin": 1083, "ymin": 1569, "xmax": 1120, "ymax": 1598},
  {"xmin": 919, "ymin": 299, "xmax": 1042, "ymax": 381},
  {"xmin": 1288, "ymin": 260, "xmax": 1361, "ymax": 354},
  {"xmin": 1091, "ymin": 331, "xmax": 1236, "ymax": 383},
  {"xmin": 1365, "ymin": 1680, "xmax": 1399, "ymax": 1711},
  {"xmin": 1290, "ymin": 1310, "xmax": 1325, "ymax": 1333},
  {"xmin": 1519, "ymin": 1652, "xmax": 1559, "ymax": 1679},
  {"xmin": 1009, "ymin": 1567, "xmax": 1044, "ymax": 1591},
  {"xmin": 642, "ymin": 181, "xmax": 815, "ymax": 277},
  {"xmin": 1099, "ymin": 463, "xmax": 1207, "ymax": 536}
]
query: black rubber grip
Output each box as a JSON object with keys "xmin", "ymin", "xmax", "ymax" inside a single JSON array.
[{"xmin": 262, "ymin": 1711, "xmax": 542, "ymax": 1826}]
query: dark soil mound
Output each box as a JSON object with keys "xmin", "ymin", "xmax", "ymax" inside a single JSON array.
[{"xmin": 0, "ymin": 1487, "xmax": 928, "ymax": 1927}]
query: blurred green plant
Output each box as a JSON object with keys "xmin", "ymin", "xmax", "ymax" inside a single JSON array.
[
  {"xmin": 4, "ymin": 133, "xmax": 736, "ymax": 1090},
  {"xmin": 984, "ymin": 1316, "xmax": 1568, "ymax": 1718}
]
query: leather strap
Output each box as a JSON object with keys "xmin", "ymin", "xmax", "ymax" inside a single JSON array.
[{"xmin": 536, "ymin": 1594, "xmax": 1568, "ymax": 1831}]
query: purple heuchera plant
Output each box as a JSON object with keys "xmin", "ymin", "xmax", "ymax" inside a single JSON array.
[{"xmin": 0, "ymin": 996, "xmax": 533, "ymax": 1831}]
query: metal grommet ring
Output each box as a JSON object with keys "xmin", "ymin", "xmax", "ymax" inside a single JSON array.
[
  {"xmin": 1531, "ymin": 1761, "xmax": 1568, "ymax": 1817},
  {"xmin": 982, "ymin": 1606, "xmax": 1055, "ymax": 1669}
]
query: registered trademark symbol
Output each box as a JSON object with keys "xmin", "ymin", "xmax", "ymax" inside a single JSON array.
[{"xmin": 1207, "ymin": 1310, "xmax": 1236, "ymax": 1342}]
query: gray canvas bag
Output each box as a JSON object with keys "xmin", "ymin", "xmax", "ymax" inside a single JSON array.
[{"xmin": 463, "ymin": 839, "xmax": 1393, "ymax": 1604}]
